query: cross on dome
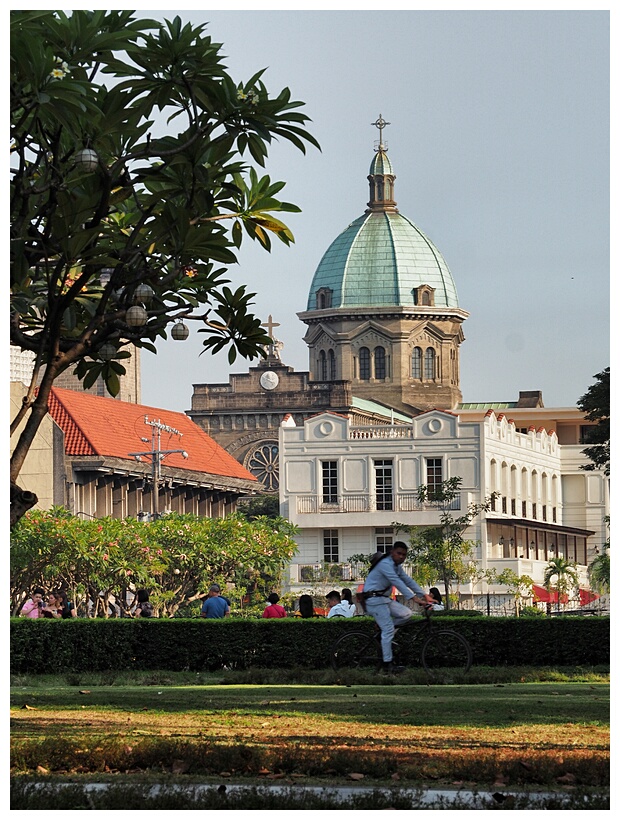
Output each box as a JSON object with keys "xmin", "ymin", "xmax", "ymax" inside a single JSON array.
[{"xmin": 371, "ymin": 114, "xmax": 390, "ymax": 151}]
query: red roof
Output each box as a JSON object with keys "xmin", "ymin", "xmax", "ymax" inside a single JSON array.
[{"xmin": 47, "ymin": 387, "xmax": 256, "ymax": 482}]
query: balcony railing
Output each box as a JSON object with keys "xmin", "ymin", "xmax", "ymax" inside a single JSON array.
[
  {"xmin": 349, "ymin": 426, "xmax": 414, "ymax": 440},
  {"xmin": 290, "ymin": 561, "xmax": 419, "ymax": 585},
  {"xmin": 295, "ymin": 494, "xmax": 461, "ymax": 515}
]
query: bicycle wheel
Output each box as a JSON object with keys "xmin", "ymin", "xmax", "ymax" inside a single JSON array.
[
  {"xmin": 330, "ymin": 630, "xmax": 382, "ymax": 671},
  {"xmin": 421, "ymin": 629, "xmax": 472, "ymax": 678}
]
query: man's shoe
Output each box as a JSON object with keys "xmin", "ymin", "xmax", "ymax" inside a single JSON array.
[{"xmin": 381, "ymin": 661, "xmax": 405, "ymax": 675}]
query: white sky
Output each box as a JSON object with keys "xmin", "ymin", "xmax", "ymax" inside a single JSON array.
[
  {"xmin": 11, "ymin": 5, "xmax": 611, "ymax": 413},
  {"xmin": 137, "ymin": 6, "xmax": 610, "ymax": 413}
]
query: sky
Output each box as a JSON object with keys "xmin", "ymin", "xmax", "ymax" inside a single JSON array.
[{"xmin": 31, "ymin": 5, "xmax": 614, "ymax": 414}]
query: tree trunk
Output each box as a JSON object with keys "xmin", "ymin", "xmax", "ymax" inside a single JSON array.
[{"xmin": 10, "ymin": 481, "xmax": 38, "ymax": 527}]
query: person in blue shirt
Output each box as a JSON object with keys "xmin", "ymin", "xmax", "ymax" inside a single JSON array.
[
  {"xmin": 362, "ymin": 541, "xmax": 435, "ymax": 674},
  {"xmin": 200, "ymin": 584, "xmax": 230, "ymax": 619}
]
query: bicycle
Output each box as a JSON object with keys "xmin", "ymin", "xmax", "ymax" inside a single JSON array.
[{"xmin": 329, "ymin": 608, "xmax": 472, "ymax": 680}]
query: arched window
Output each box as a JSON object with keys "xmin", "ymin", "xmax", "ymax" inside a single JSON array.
[
  {"xmin": 374, "ymin": 346, "xmax": 386, "ymax": 380},
  {"xmin": 319, "ymin": 350, "xmax": 327, "ymax": 381},
  {"xmin": 317, "ymin": 288, "xmax": 332, "ymax": 309},
  {"xmin": 359, "ymin": 347, "xmax": 370, "ymax": 380},
  {"xmin": 422, "ymin": 291, "xmax": 431, "ymax": 306},
  {"xmin": 424, "ymin": 347, "xmax": 436, "ymax": 380},
  {"xmin": 328, "ymin": 349, "xmax": 336, "ymax": 381},
  {"xmin": 412, "ymin": 347, "xmax": 422, "ymax": 379}
]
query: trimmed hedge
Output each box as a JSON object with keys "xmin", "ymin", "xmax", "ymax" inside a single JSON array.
[{"xmin": 10, "ymin": 615, "xmax": 609, "ymax": 674}]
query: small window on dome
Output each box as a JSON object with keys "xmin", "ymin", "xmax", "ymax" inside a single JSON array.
[
  {"xmin": 415, "ymin": 285, "xmax": 435, "ymax": 307},
  {"xmin": 317, "ymin": 288, "xmax": 332, "ymax": 309}
]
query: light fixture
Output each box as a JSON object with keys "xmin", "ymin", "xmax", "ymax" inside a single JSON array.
[
  {"xmin": 74, "ymin": 148, "xmax": 99, "ymax": 172},
  {"xmin": 98, "ymin": 343, "xmax": 117, "ymax": 361},
  {"xmin": 530, "ymin": 541, "xmax": 536, "ymax": 551},
  {"xmin": 125, "ymin": 305, "xmax": 148, "ymax": 327},
  {"xmin": 499, "ymin": 536, "xmax": 505, "ymax": 546},
  {"xmin": 99, "ymin": 268, "xmax": 114, "ymax": 286},
  {"xmin": 509, "ymin": 538, "xmax": 514, "ymax": 548},
  {"xmin": 133, "ymin": 283, "xmax": 154, "ymax": 305},
  {"xmin": 171, "ymin": 320, "xmax": 189, "ymax": 341}
]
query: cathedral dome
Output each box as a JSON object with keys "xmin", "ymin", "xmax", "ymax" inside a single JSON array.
[
  {"xmin": 306, "ymin": 119, "xmax": 459, "ymax": 311},
  {"xmin": 306, "ymin": 210, "xmax": 459, "ymax": 310}
]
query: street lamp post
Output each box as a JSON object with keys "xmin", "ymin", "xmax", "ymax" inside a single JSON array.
[{"xmin": 129, "ymin": 416, "xmax": 188, "ymax": 519}]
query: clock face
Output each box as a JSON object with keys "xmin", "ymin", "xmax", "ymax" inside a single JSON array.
[{"xmin": 260, "ymin": 370, "xmax": 279, "ymax": 390}]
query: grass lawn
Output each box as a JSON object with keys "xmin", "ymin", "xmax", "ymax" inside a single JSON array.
[{"xmin": 11, "ymin": 668, "xmax": 609, "ymax": 808}]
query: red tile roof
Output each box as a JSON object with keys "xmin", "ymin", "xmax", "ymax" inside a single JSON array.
[{"xmin": 47, "ymin": 387, "xmax": 256, "ymax": 482}]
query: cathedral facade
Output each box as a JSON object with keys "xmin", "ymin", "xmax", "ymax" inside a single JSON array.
[{"xmin": 189, "ymin": 118, "xmax": 467, "ymax": 490}]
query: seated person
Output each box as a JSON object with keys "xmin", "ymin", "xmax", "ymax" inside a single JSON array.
[
  {"xmin": 325, "ymin": 590, "xmax": 355, "ymax": 618},
  {"xmin": 429, "ymin": 587, "xmax": 444, "ymax": 610},
  {"xmin": 340, "ymin": 588, "xmax": 358, "ymax": 616},
  {"xmin": 262, "ymin": 592, "xmax": 287, "ymax": 618},
  {"xmin": 20, "ymin": 587, "xmax": 45, "ymax": 618},
  {"xmin": 200, "ymin": 584, "xmax": 230, "ymax": 618},
  {"xmin": 297, "ymin": 594, "xmax": 316, "ymax": 618}
]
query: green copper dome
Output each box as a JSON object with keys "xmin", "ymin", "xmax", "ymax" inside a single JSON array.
[
  {"xmin": 369, "ymin": 149, "xmax": 393, "ymax": 176},
  {"xmin": 307, "ymin": 129, "xmax": 459, "ymax": 312},
  {"xmin": 307, "ymin": 210, "xmax": 459, "ymax": 310}
]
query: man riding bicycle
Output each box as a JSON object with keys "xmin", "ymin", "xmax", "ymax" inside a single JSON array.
[{"xmin": 362, "ymin": 541, "xmax": 435, "ymax": 674}]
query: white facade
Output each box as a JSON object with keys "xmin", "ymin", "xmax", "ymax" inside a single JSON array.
[{"xmin": 279, "ymin": 409, "xmax": 608, "ymax": 601}]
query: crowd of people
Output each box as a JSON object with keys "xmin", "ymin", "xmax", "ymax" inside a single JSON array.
[
  {"xmin": 19, "ymin": 587, "xmax": 77, "ymax": 619},
  {"xmin": 18, "ymin": 586, "xmax": 153, "ymax": 619},
  {"xmin": 20, "ymin": 546, "xmax": 440, "ymax": 659}
]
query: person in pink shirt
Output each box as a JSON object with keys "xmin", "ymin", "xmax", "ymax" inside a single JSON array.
[
  {"xmin": 262, "ymin": 592, "xmax": 287, "ymax": 619},
  {"xmin": 20, "ymin": 588, "xmax": 45, "ymax": 618}
]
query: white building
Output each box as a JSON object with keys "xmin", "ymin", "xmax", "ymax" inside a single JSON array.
[
  {"xmin": 279, "ymin": 408, "xmax": 607, "ymax": 607},
  {"xmin": 272, "ymin": 124, "xmax": 607, "ymax": 610}
]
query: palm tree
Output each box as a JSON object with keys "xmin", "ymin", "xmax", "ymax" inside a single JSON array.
[{"xmin": 543, "ymin": 557, "xmax": 579, "ymax": 613}]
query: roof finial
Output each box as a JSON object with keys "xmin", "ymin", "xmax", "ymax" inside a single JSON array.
[{"xmin": 371, "ymin": 114, "xmax": 390, "ymax": 151}]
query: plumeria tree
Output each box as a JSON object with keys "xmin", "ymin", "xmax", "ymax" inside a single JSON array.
[
  {"xmin": 10, "ymin": 10, "xmax": 319, "ymax": 523},
  {"xmin": 10, "ymin": 510, "xmax": 299, "ymax": 617}
]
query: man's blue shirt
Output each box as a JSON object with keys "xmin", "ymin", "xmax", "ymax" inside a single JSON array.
[
  {"xmin": 201, "ymin": 596, "xmax": 229, "ymax": 618},
  {"xmin": 363, "ymin": 556, "xmax": 425, "ymax": 601}
]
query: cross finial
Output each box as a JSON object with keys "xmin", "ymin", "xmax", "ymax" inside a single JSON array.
[
  {"xmin": 261, "ymin": 314, "xmax": 280, "ymax": 337},
  {"xmin": 371, "ymin": 114, "xmax": 390, "ymax": 149}
]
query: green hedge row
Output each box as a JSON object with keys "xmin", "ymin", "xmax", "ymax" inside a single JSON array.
[{"xmin": 10, "ymin": 615, "xmax": 609, "ymax": 673}]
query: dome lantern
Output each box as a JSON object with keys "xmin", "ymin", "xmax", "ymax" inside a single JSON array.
[{"xmin": 367, "ymin": 114, "xmax": 397, "ymax": 213}]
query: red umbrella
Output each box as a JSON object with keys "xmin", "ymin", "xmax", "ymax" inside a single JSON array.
[
  {"xmin": 532, "ymin": 584, "xmax": 569, "ymax": 604},
  {"xmin": 579, "ymin": 588, "xmax": 600, "ymax": 606}
]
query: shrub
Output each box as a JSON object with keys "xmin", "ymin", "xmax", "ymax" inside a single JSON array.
[{"xmin": 10, "ymin": 615, "xmax": 609, "ymax": 673}]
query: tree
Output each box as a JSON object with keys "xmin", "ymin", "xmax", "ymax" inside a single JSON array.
[
  {"xmin": 395, "ymin": 478, "xmax": 498, "ymax": 609},
  {"xmin": 496, "ymin": 568, "xmax": 534, "ymax": 616},
  {"xmin": 543, "ymin": 556, "xmax": 579, "ymax": 613},
  {"xmin": 237, "ymin": 494, "xmax": 280, "ymax": 521},
  {"xmin": 577, "ymin": 367, "xmax": 610, "ymax": 475},
  {"xmin": 10, "ymin": 10, "xmax": 319, "ymax": 523},
  {"xmin": 10, "ymin": 509, "xmax": 299, "ymax": 617},
  {"xmin": 588, "ymin": 516, "xmax": 610, "ymax": 595}
]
